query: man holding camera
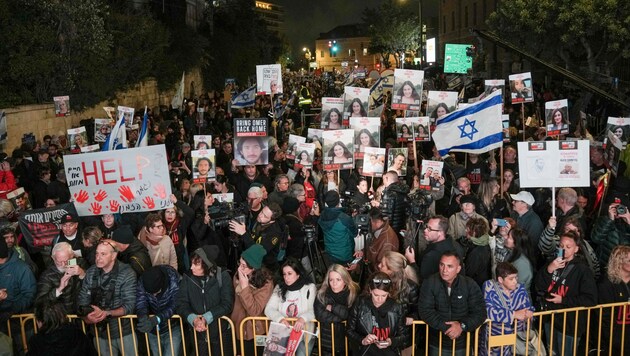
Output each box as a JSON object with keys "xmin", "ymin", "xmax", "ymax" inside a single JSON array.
[
  {"xmin": 591, "ymin": 200, "xmax": 630, "ymax": 269},
  {"xmin": 78, "ymin": 239, "xmax": 137, "ymax": 356},
  {"xmin": 359, "ymin": 208, "xmax": 398, "ymax": 275},
  {"xmin": 375, "ymin": 171, "xmax": 409, "ymax": 238},
  {"xmin": 229, "ymin": 202, "xmax": 285, "ymax": 269}
]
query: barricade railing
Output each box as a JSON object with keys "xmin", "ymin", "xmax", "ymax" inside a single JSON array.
[{"xmin": 6, "ymin": 301, "xmax": 629, "ymax": 356}]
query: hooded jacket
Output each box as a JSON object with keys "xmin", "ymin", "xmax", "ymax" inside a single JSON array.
[
  {"xmin": 0, "ymin": 251, "xmax": 36, "ymax": 313},
  {"xmin": 318, "ymin": 207, "xmax": 357, "ymax": 264},
  {"xmin": 380, "ymin": 182, "xmax": 410, "ymax": 234}
]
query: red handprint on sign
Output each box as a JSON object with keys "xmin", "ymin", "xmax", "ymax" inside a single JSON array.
[
  {"xmin": 89, "ymin": 202, "xmax": 102, "ymax": 215},
  {"xmin": 106, "ymin": 200, "xmax": 120, "ymax": 213},
  {"xmin": 74, "ymin": 190, "xmax": 89, "ymax": 204},
  {"xmin": 118, "ymin": 186, "xmax": 135, "ymax": 202},
  {"xmin": 142, "ymin": 196, "xmax": 155, "ymax": 209},
  {"xmin": 153, "ymin": 183, "xmax": 167, "ymax": 200},
  {"xmin": 93, "ymin": 189, "xmax": 108, "ymax": 202}
]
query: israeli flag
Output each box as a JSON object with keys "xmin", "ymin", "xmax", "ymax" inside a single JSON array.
[
  {"xmin": 433, "ymin": 90, "xmax": 503, "ymax": 156},
  {"xmin": 102, "ymin": 115, "xmax": 127, "ymax": 151},
  {"xmin": 231, "ymin": 85, "xmax": 257, "ymax": 109},
  {"xmin": 136, "ymin": 106, "xmax": 148, "ymax": 147}
]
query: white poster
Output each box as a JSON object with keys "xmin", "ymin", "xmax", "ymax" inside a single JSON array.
[
  {"xmin": 387, "ymin": 148, "xmax": 408, "ymax": 177},
  {"xmin": 517, "ymin": 140, "xmax": 590, "ymax": 188},
  {"xmin": 323, "ymin": 129, "xmax": 355, "ymax": 171},
  {"xmin": 256, "ymin": 64, "xmax": 283, "ymax": 95},
  {"xmin": 420, "ymin": 160, "xmax": 445, "ymax": 191},
  {"xmin": 605, "ymin": 117, "xmax": 630, "ymax": 147},
  {"xmin": 391, "ymin": 69, "xmax": 424, "ymax": 111},
  {"xmin": 343, "ymin": 87, "xmax": 369, "ymax": 122},
  {"xmin": 64, "ymin": 145, "xmax": 173, "ymax": 216},
  {"xmin": 192, "ymin": 149, "xmax": 216, "ymax": 182},
  {"xmin": 509, "ymin": 72, "xmax": 534, "ymax": 104},
  {"xmin": 117, "ymin": 106, "xmax": 135, "ymax": 129},
  {"xmin": 94, "ymin": 118, "xmax": 111, "ymax": 143},
  {"xmin": 362, "ymin": 147, "xmax": 386, "ymax": 177},
  {"xmin": 427, "ymin": 91, "xmax": 458, "ymax": 121},
  {"xmin": 294, "ymin": 142, "xmax": 315, "ymax": 169},
  {"xmin": 54, "ymin": 96, "xmax": 70, "ymax": 117},
  {"xmin": 545, "ymin": 99, "xmax": 569, "ymax": 136},
  {"xmin": 287, "ymin": 134, "xmax": 306, "ymax": 160},
  {"xmin": 321, "ymin": 97, "xmax": 345, "ymax": 129},
  {"xmin": 193, "ymin": 135, "xmax": 212, "ymax": 150},
  {"xmin": 67, "ymin": 127, "xmax": 88, "ymax": 153},
  {"xmin": 349, "ymin": 117, "xmax": 380, "ymax": 159}
]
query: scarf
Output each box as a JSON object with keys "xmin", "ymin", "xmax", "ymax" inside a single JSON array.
[
  {"xmin": 470, "ymin": 234, "xmax": 490, "ymax": 246},
  {"xmin": 165, "ymin": 220, "xmax": 181, "ymax": 246},
  {"xmin": 286, "ymin": 276, "xmax": 307, "ymax": 292}
]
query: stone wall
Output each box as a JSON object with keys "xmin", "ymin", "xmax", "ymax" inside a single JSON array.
[{"xmin": 1, "ymin": 67, "xmax": 203, "ymax": 152}]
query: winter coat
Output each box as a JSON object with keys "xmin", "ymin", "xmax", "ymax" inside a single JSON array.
[
  {"xmin": 135, "ymin": 265, "xmax": 180, "ymax": 332},
  {"xmin": 230, "ymin": 275, "xmax": 274, "ymax": 340},
  {"xmin": 418, "ymin": 273, "xmax": 487, "ymax": 350},
  {"xmin": 318, "ymin": 207, "xmax": 357, "ymax": 264},
  {"xmin": 590, "ymin": 215, "xmax": 630, "ymax": 268},
  {"xmin": 0, "ymin": 251, "xmax": 36, "ymax": 313},
  {"xmin": 117, "ymin": 239, "xmax": 152, "ymax": 276},
  {"xmin": 175, "ymin": 269, "xmax": 234, "ymax": 339},
  {"xmin": 347, "ymin": 296, "xmax": 408, "ymax": 356},
  {"xmin": 138, "ymin": 229, "xmax": 178, "ymax": 270},
  {"xmin": 314, "ymin": 288, "xmax": 352, "ymax": 354},
  {"xmin": 264, "ymin": 282, "xmax": 317, "ymax": 334},
  {"xmin": 26, "ymin": 322, "xmax": 97, "ymax": 356},
  {"xmin": 380, "ymin": 182, "xmax": 410, "ymax": 234},
  {"xmin": 534, "ymin": 257, "xmax": 597, "ymax": 335},
  {"xmin": 36, "ymin": 265, "xmax": 84, "ymax": 314}
]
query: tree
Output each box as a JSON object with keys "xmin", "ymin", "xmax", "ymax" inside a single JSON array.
[
  {"xmin": 487, "ymin": 0, "xmax": 630, "ymax": 110},
  {"xmin": 363, "ymin": 0, "xmax": 421, "ymax": 69}
]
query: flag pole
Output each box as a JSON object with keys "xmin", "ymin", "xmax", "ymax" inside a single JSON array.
[{"xmin": 521, "ymin": 103, "xmax": 526, "ymax": 141}]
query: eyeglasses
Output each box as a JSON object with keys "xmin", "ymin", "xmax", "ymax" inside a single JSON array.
[
  {"xmin": 424, "ymin": 226, "xmax": 441, "ymax": 232},
  {"xmin": 372, "ymin": 278, "xmax": 391, "ymax": 285}
]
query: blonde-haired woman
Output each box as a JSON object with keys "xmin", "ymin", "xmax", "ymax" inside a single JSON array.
[
  {"xmin": 598, "ymin": 245, "xmax": 630, "ymax": 354},
  {"xmin": 377, "ymin": 251, "xmax": 420, "ymax": 354},
  {"xmin": 314, "ymin": 264, "xmax": 360, "ymax": 356}
]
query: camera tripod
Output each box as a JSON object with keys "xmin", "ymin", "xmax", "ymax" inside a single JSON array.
[{"xmin": 304, "ymin": 229, "xmax": 327, "ymax": 285}]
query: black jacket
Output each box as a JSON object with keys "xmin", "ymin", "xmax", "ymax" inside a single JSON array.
[
  {"xmin": 418, "ymin": 273, "xmax": 487, "ymax": 349},
  {"xmin": 418, "ymin": 236, "xmax": 465, "ymax": 280},
  {"xmin": 36, "ymin": 265, "xmax": 84, "ymax": 314},
  {"xmin": 347, "ymin": 296, "xmax": 409, "ymax": 356},
  {"xmin": 314, "ymin": 288, "xmax": 352, "ymax": 354},
  {"xmin": 534, "ymin": 257, "xmax": 597, "ymax": 335},
  {"xmin": 26, "ymin": 322, "xmax": 97, "ymax": 356},
  {"xmin": 118, "ymin": 239, "xmax": 152, "ymax": 276},
  {"xmin": 380, "ymin": 182, "xmax": 410, "ymax": 234},
  {"xmin": 242, "ymin": 221, "xmax": 285, "ymax": 269}
]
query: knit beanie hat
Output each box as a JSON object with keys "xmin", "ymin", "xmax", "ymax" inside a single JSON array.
[
  {"xmin": 142, "ymin": 266, "xmax": 167, "ymax": 294},
  {"xmin": 241, "ymin": 244, "xmax": 267, "ymax": 269}
]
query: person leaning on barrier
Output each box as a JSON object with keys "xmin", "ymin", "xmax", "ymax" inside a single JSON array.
[
  {"xmin": 346, "ymin": 272, "xmax": 408, "ymax": 356},
  {"xmin": 136, "ymin": 265, "xmax": 181, "ymax": 356},
  {"xmin": 27, "ymin": 301, "xmax": 97, "ymax": 356},
  {"xmin": 35, "ymin": 242, "xmax": 86, "ymax": 314},
  {"xmin": 418, "ymin": 251, "xmax": 487, "ymax": 356},
  {"xmin": 77, "ymin": 239, "xmax": 137, "ymax": 356},
  {"xmin": 176, "ymin": 245, "xmax": 234, "ymax": 356}
]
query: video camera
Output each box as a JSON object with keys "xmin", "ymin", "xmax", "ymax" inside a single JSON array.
[
  {"xmin": 340, "ymin": 190, "xmax": 371, "ymax": 234},
  {"xmin": 407, "ymin": 190, "xmax": 433, "ymax": 222},
  {"xmin": 208, "ymin": 201, "xmax": 248, "ymax": 229}
]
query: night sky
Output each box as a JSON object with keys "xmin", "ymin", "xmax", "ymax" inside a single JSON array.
[{"xmin": 276, "ymin": 0, "xmax": 384, "ymax": 53}]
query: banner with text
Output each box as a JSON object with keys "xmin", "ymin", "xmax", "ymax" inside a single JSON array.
[{"xmin": 64, "ymin": 145, "xmax": 173, "ymax": 216}]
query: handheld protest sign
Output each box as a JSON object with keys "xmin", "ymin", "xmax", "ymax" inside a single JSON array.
[
  {"xmin": 63, "ymin": 145, "xmax": 174, "ymax": 216},
  {"xmin": 391, "ymin": 69, "xmax": 424, "ymax": 111},
  {"xmin": 54, "ymin": 96, "xmax": 70, "ymax": 117},
  {"xmin": 517, "ymin": 140, "xmax": 590, "ymax": 188}
]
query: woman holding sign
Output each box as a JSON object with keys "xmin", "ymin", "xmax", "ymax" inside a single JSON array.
[{"xmin": 327, "ymin": 142, "xmax": 353, "ymax": 164}]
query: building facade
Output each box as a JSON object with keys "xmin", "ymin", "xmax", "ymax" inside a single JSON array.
[{"xmin": 315, "ymin": 25, "xmax": 382, "ymax": 72}]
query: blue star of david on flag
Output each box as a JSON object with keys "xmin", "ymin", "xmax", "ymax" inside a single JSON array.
[
  {"xmin": 458, "ymin": 118, "xmax": 479, "ymax": 140},
  {"xmin": 231, "ymin": 85, "xmax": 257, "ymax": 109}
]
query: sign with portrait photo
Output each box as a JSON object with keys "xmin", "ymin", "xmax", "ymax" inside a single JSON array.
[
  {"xmin": 509, "ymin": 72, "xmax": 534, "ymax": 104},
  {"xmin": 234, "ymin": 118, "xmax": 268, "ymax": 137},
  {"xmin": 420, "ymin": 160, "xmax": 445, "ymax": 191},
  {"xmin": 7, "ymin": 187, "xmax": 31, "ymax": 212},
  {"xmin": 321, "ymin": 97, "xmax": 345, "ymax": 129},
  {"xmin": 386, "ymin": 148, "xmax": 408, "ymax": 177},
  {"xmin": 343, "ymin": 87, "xmax": 369, "ymax": 124},
  {"xmin": 391, "ymin": 69, "xmax": 424, "ymax": 111},
  {"xmin": 307, "ymin": 128, "xmax": 323, "ymax": 150},
  {"xmin": 427, "ymin": 91, "xmax": 458, "ymax": 122},
  {"xmin": 483, "ymin": 80, "xmax": 505, "ymax": 100},
  {"xmin": 192, "ymin": 149, "xmax": 216, "ymax": 183},
  {"xmin": 606, "ymin": 131, "xmax": 623, "ymax": 177},
  {"xmin": 63, "ymin": 145, "xmax": 174, "ymax": 216},
  {"xmin": 67, "ymin": 127, "xmax": 88, "ymax": 153},
  {"xmin": 117, "ymin": 106, "xmax": 135, "ymax": 129},
  {"xmin": 94, "ymin": 118, "xmax": 112, "ymax": 143},
  {"xmin": 294, "ymin": 142, "xmax": 315, "ymax": 169},
  {"xmin": 517, "ymin": 140, "xmax": 589, "ymax": 188},
  {"xmin": 605, "ymin": 117, "xmax": 630, "ymax": 147},
  {"xmin": 323, "ymin": 129, "xmax": 355, "ymax": 171},
  {"xmin": 349, "ymin": 117, "xmax": 380, "ymax": 159},
  {"xmin": 256, "ymin": 64, "xmax": 283, "ymax": 95},
  {"xmin": 362, "ymin": 147, "xmax": 386, "ymax": 177},
  {"xmin": 234, "ymin": 136, "xmax": 269, "ymax": 166},
  {"xmin": 396, "ymin": 117, "xmax": 417, "ymax": 143},
  {"xmin": 80, "ymin": 144, "xmax": 100, "ymax": 153},
  {"xmin": 54, "ymin": 96, "xmax": 70, "ymax": 117},
  {"xmin": 414, "ymin": 116, "xmax": 431, "ymax": 142},
  {"xmin": 193, "ymin": 135, "xmax": 212, "ymax": 150},
  {"xmin": 287, "ymin": 134, "xmax": 306, "ymax": 160},
  {"xmin": 545, "ymin": 99, "xmax": 569, "ymax": 136}
]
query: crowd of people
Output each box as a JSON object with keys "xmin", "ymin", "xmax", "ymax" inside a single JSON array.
[{"xmin": 0, "ymin": 71, "xmax": 628, "ymax": 356}]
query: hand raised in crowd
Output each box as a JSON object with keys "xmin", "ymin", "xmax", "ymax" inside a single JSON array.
[
  {"xmin": 547, "ymin": 216, "xmax": 557, "ymax": 230},
  {"xmin": 608, "ymin": 202, "xmax": 630, "ymax": 224},
  {"xmin": 404, "ymin": 246, "xmax": 416, "ymax": 264},
  {"xmin": 237, "ymin": 265, "xmax": 249, "ymax": 289},
  {"xmin": 0, "ymin": 161, "xmax": 10, "ymax": 171},
  {"xmin": 547, "ymin": 255, "xmax": 567, "ymax": 274},
  {"xmin": 310, "ymin": 202, "xmax": 320, "ymax": 216}
]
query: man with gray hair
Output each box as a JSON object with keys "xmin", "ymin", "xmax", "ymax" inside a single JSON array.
[
  {"xmin": 246, "ymin": 185, "xmax": 265, "ymax": 230},
  {"xmin": 268, "ymin": 174, "xmax": 290, "ymax": 205},
  {"xmin": 35, "ymin": 241, "xmax": 86, "ymax": 313}
]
